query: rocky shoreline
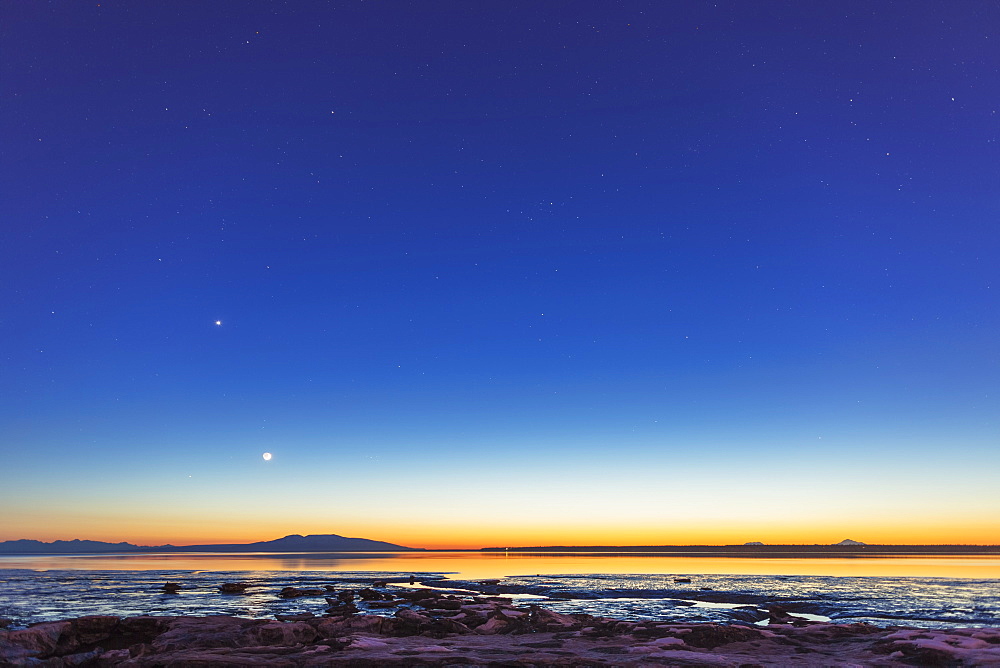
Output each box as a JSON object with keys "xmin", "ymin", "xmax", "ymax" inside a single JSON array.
[{"xmin": 2, "ymin": 585, "xmax": 998, "ymax": 666}]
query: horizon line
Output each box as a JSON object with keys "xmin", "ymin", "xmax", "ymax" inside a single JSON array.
[{"xmin": 4, "ymin": 535, "xmax": 1000, "ymax": 550}]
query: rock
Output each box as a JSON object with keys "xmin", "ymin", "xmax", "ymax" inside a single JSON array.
[
  {"xmin": 356, "ymin": 587, "xmax": 394, "ymax": 601},
  {"xmin": 766, "ymin": 605, "xmax": 815, "ymax": 626},
  {"xmin": 415, "ymin": 597, "xmax": 462, "ymax": 610},
  {"xmin": 1, "ymin": 620, "xmax": 71, "ymax": 659},
  {"xmin": 728, "ymin": 606, "xmax": 768, "ymax": 623},
  {"xmin": 393, "ymin": 607, "xmax": 434, "ymax": 633},
  {"xmin": 316, "ymin": 614, "xmax": 394, "ymax": 638},
  {"xmin": 324, "ymin": 601, "xmax": 359, "ymax": 616},
  {"xmin": 767, "ymin": 605, "xmax": 794, "ymax": 623},
  {"xmin": 275, "ymin": 612, "xmax": 315, "ymax": 622},
  {"xmin": 674, "ymin": 577, "xmax": 693, "ymax": 583},
  {"xmin": 61, "ymin": 615, "xmax": 120, "ymax": 650},
  {"xmin": 116, "ymin": 615, "xmax": 172, "ymax": 639},
  {"xmin": 474, "ymin": 616, "xmax": 511, "ymax": 635},
  {"xmin": 581, "ymin": 620, "xmax": 627, "ymax": 638},
  {"xmin": 149, "ymin": 616, "xmax": 250, "ymax": 652},
  {"xmin": 2, "ymin": 609, "xmax": 999, "ymax": 666},
  {"xmin": 245, "ymin": 621, "xmax": 318, "ymax": 646},
  {"xmin": 682, "ymin": 623, "xmax": 764, "ymax": 649},
  {"xmin": 396, "ymin": 588, "xmax": 442, "ymax": 601},
  {"xmin": 161, "ymin": 582, "xmax": 182, "ymax": 593},
  {"xmin": 490, "ymin": 606, "xmax": 526, "ymax": 620},
  {"xmin": 218, "ymin": 582, "xmax": 253, "ymax": 594},
  {"xmin": 336, "ymin": 590, "xmax": 355, "ymax": 603},
  {"xmin": 632, "ymin": 623, "xmax": 678, "ymax": 639},
  {"xmin": 431, "ymin": 617, "xmax": 474, "ymax": 634},
  {"xmin": 59, "ymin": 647, "xmax": 104, "ymax": 666},
  {"xmin": 364, "ymin": 600, "xmax": 400, "ymax": 608},
  {"xmin": 98, "ymin": 648, "xmax": 130, "ymax": 662},
  {"xmin": 529, "ymin": 606, "xmax": 584, "ymax": 631},
  {"xmin": 394, "ymin": 608, "xmax": 432, "ymax": 624},
  {"xmin": 278, "ymin": 586, "xmax": 325, "ymax": 598},
  {"xmin": 347, "ymin": 636, "xmax": 390, "ymax": 650},
  {"xmin": 144, "ymin": 616, "xmax": 318, "ymax": 653}
]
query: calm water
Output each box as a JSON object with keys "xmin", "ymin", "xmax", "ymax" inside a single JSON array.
[{"xmin": 1, "ymin": 552, "xmax": 997, "ymax": 630}]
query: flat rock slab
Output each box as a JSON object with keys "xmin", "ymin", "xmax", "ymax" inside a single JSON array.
[{"xmin": 2, "ymin": 604, "xmax": 999, "ymax": 666}]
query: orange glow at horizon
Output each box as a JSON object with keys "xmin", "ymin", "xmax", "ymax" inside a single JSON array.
[
  {"xmin": 4, "ymin": 514, "xmax": 997, "ymax": 550},
  {"xmin": 5, "ymin": 434, "xmax": 997, "ymax": 552}
]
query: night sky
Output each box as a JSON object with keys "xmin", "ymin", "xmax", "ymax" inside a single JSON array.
[{"xmin": 2, "ymin": 2, "xmax": 998, "ymax": 548}]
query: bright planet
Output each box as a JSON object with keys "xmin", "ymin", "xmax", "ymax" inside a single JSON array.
[{"xmin": 261, "ymin": 453, "xmax": 272, "ymax": 461}]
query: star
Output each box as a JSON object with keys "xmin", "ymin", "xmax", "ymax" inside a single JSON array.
[{"xmin": 214, "ymin": 320, "xmax": 222, "ymax": 326}]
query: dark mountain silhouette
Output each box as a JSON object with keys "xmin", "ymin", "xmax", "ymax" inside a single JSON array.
[
  {"xmin": 169, "ymin": 534, "xmax": 420, "ymax": 552},
  {"xmin": 0, "ymin": 534, "xmax": 419, "ymax": 553},
  {"xmin": 0, "ymin": 539, "xmax": 141, "ymax": 553}
]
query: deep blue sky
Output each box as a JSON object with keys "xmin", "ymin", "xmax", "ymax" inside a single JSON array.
[{"xmin": 2, "ymin": 1, "xmax": 997, "ymax": 547}]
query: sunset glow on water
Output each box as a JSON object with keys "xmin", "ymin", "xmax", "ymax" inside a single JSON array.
[{"xmin": 4, "ymin": 552, "xmax": 1000, "ymax": 580}]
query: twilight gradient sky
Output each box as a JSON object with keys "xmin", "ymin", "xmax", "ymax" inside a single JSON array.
[{"xmin": 2, "ymin": 2, "xmax": 998, "ymax": 549}]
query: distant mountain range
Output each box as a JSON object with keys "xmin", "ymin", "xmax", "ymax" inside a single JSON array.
[
  {"xmin": 481, "ymin": 543, "xmax": 1000, "ymax": 554},
  {"xmin": 0, "ymin": 534, "xmax": 420, "ymax": 554},
  {"xmin": 0, "ymin": 539, "xmax": 141, "ymax": 554}
]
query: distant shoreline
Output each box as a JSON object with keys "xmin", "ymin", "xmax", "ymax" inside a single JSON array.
[
  {"xmin": 480, "ymin": 544, "xmax": 1000, "ymax": 555},
  {"xmin": 2, "ymin": 542, "xmax": 998, "ymax": 556}
]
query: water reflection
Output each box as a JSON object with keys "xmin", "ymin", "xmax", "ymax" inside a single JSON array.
[{"xmin": 2, "ymin": 551, "xmax": 999, "ymax": 579}]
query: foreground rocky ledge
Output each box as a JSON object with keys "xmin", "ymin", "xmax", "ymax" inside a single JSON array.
[{"xmin": 2, "ymin": 591, "xmax": 998, "ymax": 666}]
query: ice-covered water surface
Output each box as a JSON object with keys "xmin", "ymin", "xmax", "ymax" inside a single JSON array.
[
  {"xmin": 0, "ymin": 569, "xmax": 996, "ymax": 630},
  {"xmin": 0, "ymin": 569, "xmax": 419, "ymax": 628},
  {"xmin": 471, "ymin": 572, "xmax": 1000, "ymax": 628}
]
